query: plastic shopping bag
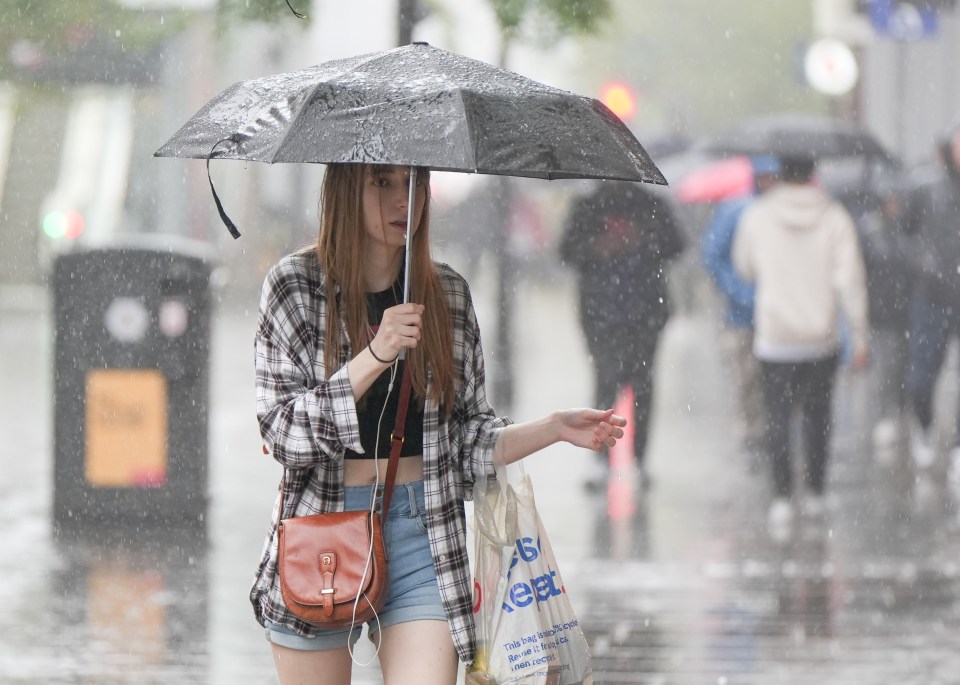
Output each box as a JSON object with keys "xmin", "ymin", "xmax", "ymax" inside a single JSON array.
[{"xmin": 467, "ymin": 463, "xmax": 593, "ymax": 685}]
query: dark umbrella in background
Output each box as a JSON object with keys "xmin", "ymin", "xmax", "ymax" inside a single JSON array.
[
  {"xmin": 155, "ymin": 41, "xmax": 666, "ymax": 409},
  {"xmin": 696, "ymin": 111, "xmax": 900, "ymax": 220},
  {"xmin": 698, "ymin": 112, "xmax": 893, "ymax": 160}
]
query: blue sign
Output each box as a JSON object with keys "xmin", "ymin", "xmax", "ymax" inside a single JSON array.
[{"xmin": 869, "ymin": 0, "xmax": 939, "ymax": 39}]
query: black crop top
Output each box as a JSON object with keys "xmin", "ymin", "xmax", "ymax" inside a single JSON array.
[{"xmin": 343, "ymin": 279, "xmax": 425, "ymax": 460}]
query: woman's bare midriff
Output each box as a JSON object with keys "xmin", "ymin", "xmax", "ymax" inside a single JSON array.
[{"xmin": 344, "ymin": 455, "xmax": 425, "ymax": 486}]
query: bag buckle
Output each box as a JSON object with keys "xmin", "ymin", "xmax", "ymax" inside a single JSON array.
[{"xmin": 318, "ymin": 552, "xmax": 337, "ymax": 616}]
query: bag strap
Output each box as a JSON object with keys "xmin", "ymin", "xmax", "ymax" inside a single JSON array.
[
  {"xmin": 380, "ymin": 361, "xmax": 413, "ymax": 516},
  {"xmin": 277, "ymin": 361, "xmax": 413, "ymax": 522}
]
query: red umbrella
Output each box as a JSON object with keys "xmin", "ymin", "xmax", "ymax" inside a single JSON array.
[{"xmin": 675, "ymin": 155, "xmax": 753, "ymax": 203}]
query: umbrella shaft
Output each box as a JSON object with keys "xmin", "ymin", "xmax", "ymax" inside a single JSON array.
[{"xmin": 403, "ymin": 165, "xmax": 415, "ymax": 305}]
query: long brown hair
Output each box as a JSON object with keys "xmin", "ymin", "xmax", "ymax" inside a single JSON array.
[{"xmin": 317, "ymin": 163, "xmax": 455, "ymax": 413}]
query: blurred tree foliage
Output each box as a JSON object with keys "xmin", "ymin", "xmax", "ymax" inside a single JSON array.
[
  {"xmin": 489, "ymin": 0, "xmax": 611, "ymax": 47},
  {"xmin": 577, "ymin": 0, "xmax": 824, "ymax": 134},
  {"xmin": 0, "ymin": 0, "xmax": 187, "ymax": 83},
  {"xmin": 216, "ymin": 0, "xmax": 312, "ymax": 27}
]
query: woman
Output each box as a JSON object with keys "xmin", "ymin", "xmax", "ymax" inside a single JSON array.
[{"xmin": 250, "ymin": 163, "xmax": 626, "ymax": 685}]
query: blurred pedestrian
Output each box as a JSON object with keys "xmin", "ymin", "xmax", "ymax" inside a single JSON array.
[
  {"xmin": 701, "ymin": 156, "xmax": 780, "ymax": 465},
  {"xmin": 853, "ymin": 173, "xmax": 912, "ymax": 457},
  {"xmin": 902, "ymin": 125, "xmax": 960, "ymax": 475},
  {"xmin": 733, "ymin": 155, "xmax": 869, "ymax": 537},
  {"xmin": 560, "ymin": 180, "xmax": 685, "ymax": 491},
  {"xmin": 250, "ymin": 163, "xmax": 627, "ymax": 685}
]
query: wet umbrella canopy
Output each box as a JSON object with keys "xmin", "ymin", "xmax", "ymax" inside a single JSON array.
[
  {"xmin": 154, "ymin": 42, "xmax": 665, "ymax": 184},
  {"xmin": 699, "ymin": 112, "xmax": 892, "ymax": 160},
  {"xmin": 155, "ymin": 41, "xmax": 666, "ymax": 301}
]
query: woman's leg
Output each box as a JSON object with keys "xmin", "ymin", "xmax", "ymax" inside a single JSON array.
[
  {"xmin": 376, "ymin": 619, "xmax": 459, "ymax": 685},
  {"xmin": 271, "ymin": 643, "xmax": 353, "ymax": 685}
]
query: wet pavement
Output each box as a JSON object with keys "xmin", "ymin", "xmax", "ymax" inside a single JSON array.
[{"xmin": 3, "ymin": 268, "xmax": 960, "ymax": 684}]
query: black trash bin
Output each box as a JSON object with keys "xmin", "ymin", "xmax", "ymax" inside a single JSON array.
[{"xmin": 51, "ymin": 236, "xmax": 217, "ymax": 530}]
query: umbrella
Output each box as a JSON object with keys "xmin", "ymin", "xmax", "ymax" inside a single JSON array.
[
  {"xmin": 155, "ymin": 42, "xmax": 666, "ymax": 301},
  {"xmin": 674, "ymin": 155, "xmax": 753, "ymax": 203},
  {"xmin": 698, "ymin": 112, "xmax": 892, "ymax": 160},
  {"xmin": 155, "ymin": 42, "xmax": 664, "ymax": 183}
]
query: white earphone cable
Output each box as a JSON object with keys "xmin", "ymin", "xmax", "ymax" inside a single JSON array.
[{"xmin": 346, "ymin": 358, "xmax": 398, "ymax": 665}]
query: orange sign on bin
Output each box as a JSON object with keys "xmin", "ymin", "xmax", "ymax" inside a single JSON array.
[{"xmin": 85, "ymin": 369, "xmax": 168, "ymax": 487}]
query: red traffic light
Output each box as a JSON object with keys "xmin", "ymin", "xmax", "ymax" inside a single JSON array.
[
  {"xmin": 42, "ymin": 210, "xmax": 85, "ymax": 239},
  {"xmin": 599, "ymin": 82, "xmax": 637, "ymax": 120}
]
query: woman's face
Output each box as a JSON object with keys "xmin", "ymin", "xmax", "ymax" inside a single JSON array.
[{"xmin": 362, "ymin": 165, "xmax": 427, "ymax": 250}]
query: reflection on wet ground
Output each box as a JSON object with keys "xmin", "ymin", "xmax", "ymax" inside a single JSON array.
[
  {"xmin": 576, "ymin": 314, "xmax": 960, "ymax": 684},
  {"xmin": 2, "ymin": 526, "xmax": 208, "ymax": 682}
]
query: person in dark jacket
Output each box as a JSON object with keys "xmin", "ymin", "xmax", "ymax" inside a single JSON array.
[
  {"xmin": 560, "ymin": 181, "xmax": 685, "ymax": 490},
  {"xmin": 903, "ymin": 125, "xmax": 960, "ymax": 474},
  {"xmin": 854, "ymin": 173, "xmax": 913, "ymax": 457}
]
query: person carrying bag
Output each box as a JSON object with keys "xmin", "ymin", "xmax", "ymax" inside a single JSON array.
[
  {"xmin": 249, "ymin": 163, "xmax": 625, "ymax": 685},
  {"xmin": 468, "ymin": 463, "xmax": 593, "ymax": 685}
]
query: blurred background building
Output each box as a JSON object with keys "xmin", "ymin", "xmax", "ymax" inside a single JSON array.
[
  {"xmin": 2, "ymin": 3, "xmax": 960, "ymax": 682},
  {"xmin": 1, "ymin": 0, "xmax": 956, "ymax": 304}
]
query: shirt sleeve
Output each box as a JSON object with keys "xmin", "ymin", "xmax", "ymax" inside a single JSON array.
[
  {"xmin": 448, "ymin": 283, "xmax": 512, "ymax": 496},
  {"xmin": 255, "ymin": 263, "xmax": 363, "ymax": 470},
  {"xmin": 702, "ymin": 200, "xmax": 755, "ymax": 309}
]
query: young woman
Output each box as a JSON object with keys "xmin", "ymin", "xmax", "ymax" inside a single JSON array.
[{"xmin": 249, "ymin": 163, "xmax": 626, "ymax": 685}]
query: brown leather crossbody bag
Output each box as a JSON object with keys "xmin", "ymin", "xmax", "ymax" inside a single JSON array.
[{"xmin": 276, "ymin": 364, "xmax": 412, "ymax": 628}]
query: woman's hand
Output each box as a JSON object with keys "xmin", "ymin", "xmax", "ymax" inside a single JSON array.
[
  {"xmin": 557, "ymin": 408, "xmax": 627, "ymax": 451},
  {"xmin": 369, "ymin": 303, "xmax": 424, "ymax": 362},
  {"xmin": 493, "ymin": 408, "xmax": 627, "ymax": 467}
]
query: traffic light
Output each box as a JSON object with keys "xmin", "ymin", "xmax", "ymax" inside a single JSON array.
[
  {"xmin": 42, "ymin": 209, "xmax": 85, "ymax": 240},
  {"xmin": 599, "ymin": 82, "xmax": 637, "ymax": 121}
]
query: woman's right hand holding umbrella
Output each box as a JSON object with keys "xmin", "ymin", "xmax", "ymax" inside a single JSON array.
[
  {"xmin": 348, "ymin": 303, "xmax": 424, "ymax": 400},
  {"xmin": 369, "ymin": 303, "xmax": 425, "ymax": 363}
]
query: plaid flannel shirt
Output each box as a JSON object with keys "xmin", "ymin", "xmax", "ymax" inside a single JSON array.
[{"xmin": 248, "ymin": 249, "xmax": 511, "ymax": 663}]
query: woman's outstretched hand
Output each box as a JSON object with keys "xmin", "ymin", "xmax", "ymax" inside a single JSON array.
[
  {"xmin": 492, "ymin": 408, "xmax": 628, "ymax": 467},
  {"xmin": 557, "ymin": 408, "xmax": 627, "ymax": 451}
]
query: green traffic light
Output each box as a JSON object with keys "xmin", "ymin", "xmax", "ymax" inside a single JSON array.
[
  {"xmin": 43, "ymin": 211, "xmax": 67, "ymax": 239},
  {"xmin": 42, "ymin": 210, "xmax": 84, "ymax": 239}
]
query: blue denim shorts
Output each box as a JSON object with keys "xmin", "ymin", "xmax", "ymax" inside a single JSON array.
[{"xmin": 264, "ymin": 479, "xmax": 446, "ymax": 651}]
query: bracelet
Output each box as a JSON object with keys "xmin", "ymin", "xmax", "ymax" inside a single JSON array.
[{"xmin": 368, "ymin": 342, "xmax": 399, "ymax": 364}]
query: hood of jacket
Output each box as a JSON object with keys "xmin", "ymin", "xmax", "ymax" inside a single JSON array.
[{"xmin": 763, "ymin": 183, "xmax": 834, "ymax": 230}]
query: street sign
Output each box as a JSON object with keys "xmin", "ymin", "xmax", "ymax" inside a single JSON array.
[
  {"xmin": 868, "ymin": 0, "xmax": 939, "ymax": 39},
  {"xmin": 805, "ymin": 38, "xmax": 860, "ymax": 95}
]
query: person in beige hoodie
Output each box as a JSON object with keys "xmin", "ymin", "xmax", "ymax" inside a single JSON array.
[{"xmin": 733, "ymin": 155, "xmax": 869, "ymax": 537}]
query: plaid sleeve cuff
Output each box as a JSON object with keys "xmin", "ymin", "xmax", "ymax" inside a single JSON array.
[{"xmin": 326, "ymin": 364, "xmax": 363, "ymax": 453}]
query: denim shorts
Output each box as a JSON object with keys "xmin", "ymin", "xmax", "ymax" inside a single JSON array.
[{"xmin": 264, "ymin": 479, "xmax": 446, "ymax": 651}]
